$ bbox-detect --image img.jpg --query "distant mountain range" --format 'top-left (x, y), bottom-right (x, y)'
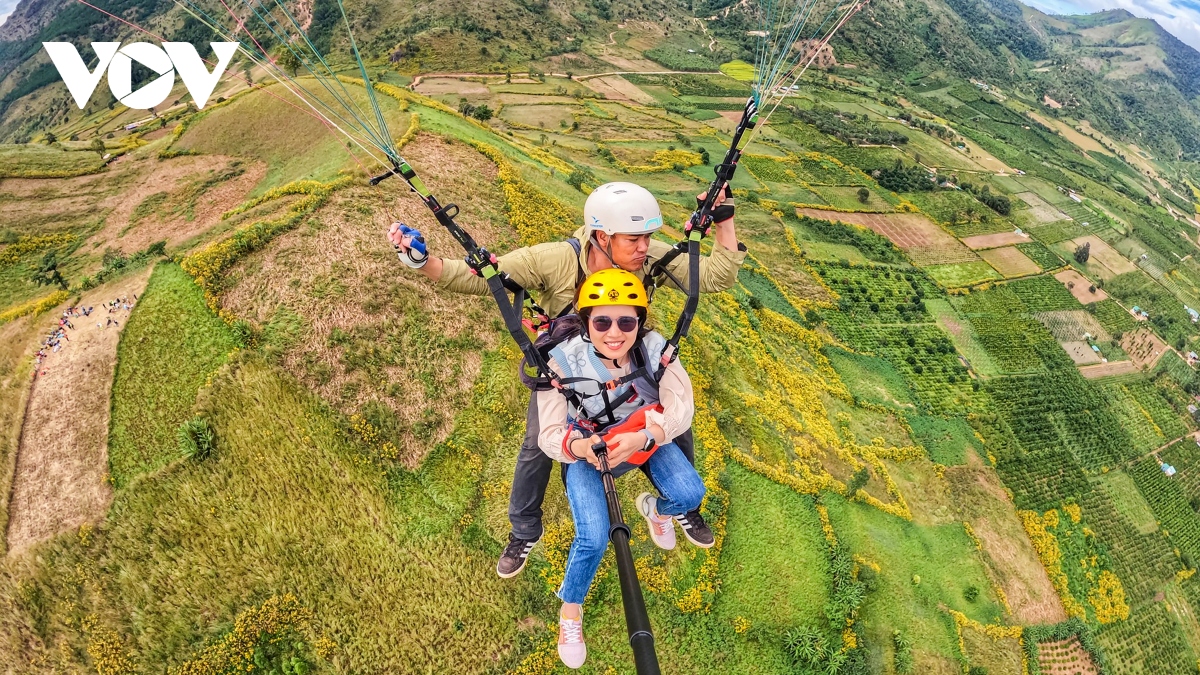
top-left (1, 0), bottom-right (1199, 160)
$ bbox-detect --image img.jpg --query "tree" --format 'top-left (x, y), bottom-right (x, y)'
top-left (32, 251), bottom-right (68, 290)
top-left (1074, 241), bottom-right (1091, 263)
top-left (857, 187), bottom-right (870, 203)
top-left (90, 138), bottom-right (106, 156)
top-left (273, 46), bottom-right (301, 76)
top-left (567, 168), bottom-right (593, 190)
top-left (43, 131), bottom-right (57, 144)
top-left (846, 467), bottom-right (870, 496)
top-left (471, 104), bottom-right (493, 121)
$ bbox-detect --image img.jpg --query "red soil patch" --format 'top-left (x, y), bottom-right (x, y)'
top-left (1121, 327), bottom-right (1168, 370)
top-left (797, 208), bottom-right (977, 266)
top-left (946, 454), bottom-right (1068, 626)
top-left (1078, 361), bottom-right (1139, 379)
top-left (1053, 269), bottom-right (1107, 303)
top-left (218, 135), bottom-right (506, 467)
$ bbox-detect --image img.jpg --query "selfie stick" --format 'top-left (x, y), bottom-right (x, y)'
top-left (592, 439), bottom-right (661, 675)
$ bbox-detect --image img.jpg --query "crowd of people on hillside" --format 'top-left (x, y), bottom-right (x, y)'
top-left (32, 296), bottom-right (136, 377)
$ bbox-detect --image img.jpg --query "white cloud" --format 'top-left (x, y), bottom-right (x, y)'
top-left (1020, 0), bottom-right (1200, 52)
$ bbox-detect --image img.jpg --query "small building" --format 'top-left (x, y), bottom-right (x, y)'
top-left (1186, 306), bottom-right (1199, 323)
top-left (1162, 462), bottom-right (1177, 477)
top-left (1069, 192), bottom-right (1083, 203)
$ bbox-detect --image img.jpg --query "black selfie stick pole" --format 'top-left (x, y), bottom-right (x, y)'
top-left (592, 439), bottom-right (661, 675)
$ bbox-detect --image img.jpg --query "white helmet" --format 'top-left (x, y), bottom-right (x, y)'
top-left (584, 182), bottom-right (663, 236)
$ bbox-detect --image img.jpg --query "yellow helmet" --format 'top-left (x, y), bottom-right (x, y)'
top-left (577, 268), bottom-right (648, 310)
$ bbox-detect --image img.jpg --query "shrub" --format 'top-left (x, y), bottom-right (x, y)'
top-left (893, 630), bottom-right (913, 674)
top-left (964, 585), bottom-right (980, 602)
top-left (1075, 241), bottom-right (1091, 263)
top-left (566, 167), bottom-right (594, 191)
top-left (783, 625), bottom-right (824, 666)
top-left (178, 416), bottom-right (217, 460)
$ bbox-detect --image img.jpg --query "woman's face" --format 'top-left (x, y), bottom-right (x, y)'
top-left (587, 305), bottom-right (640, 361)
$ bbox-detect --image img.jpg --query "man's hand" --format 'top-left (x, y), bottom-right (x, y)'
top-left (387, 222), bottom-right (444, 281)
top-left (696, 183), bottom-right (734, 226)
top-left (387, 222), bottom-right (428, 268)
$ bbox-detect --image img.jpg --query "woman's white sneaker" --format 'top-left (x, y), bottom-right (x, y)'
top-left (558, 611), bottom-right (587, 668)
top-left (637, 492), bottom-right (677, 550)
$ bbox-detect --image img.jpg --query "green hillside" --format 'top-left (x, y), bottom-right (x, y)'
top-left (4, 0), bottom-right (1200, 673)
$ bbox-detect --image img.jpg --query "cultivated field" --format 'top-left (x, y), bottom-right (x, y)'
top-left (1054, 269), bottom-right (1109, 303)
top-left (3, 26), bottom-right (1200, 674)
top-left (979, 246), bottom-right (1041, 277)
top-left (798, 208), bottom-right (979, 266)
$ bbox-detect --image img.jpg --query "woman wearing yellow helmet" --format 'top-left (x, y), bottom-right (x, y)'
top-left (534, 268), bottom-right (705, 669)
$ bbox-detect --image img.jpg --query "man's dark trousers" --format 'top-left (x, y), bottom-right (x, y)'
top-left (508, 393), bottom-right (696, 541)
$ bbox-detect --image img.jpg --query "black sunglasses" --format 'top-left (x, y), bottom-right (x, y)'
top-left (590, 315), bottom-right (640, 333)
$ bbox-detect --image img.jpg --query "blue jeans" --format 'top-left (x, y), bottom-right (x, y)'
top-left (557, 442), bottom-right (705, 605)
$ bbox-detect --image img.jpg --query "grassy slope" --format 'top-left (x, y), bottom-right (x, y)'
top-left (717, 463), bottom-right (831, 630)
top-left (9, 32), bottom-right (1200, 671)
top-left (175, 82), bottom-right (409, 194)
top-left (0, 355), bottom-right (544, 672)
top-left (107, 263), bottom-right (238, 487)
top-left (825, 493), bottom-right (1006, 670)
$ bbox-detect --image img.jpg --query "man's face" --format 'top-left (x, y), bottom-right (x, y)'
top-left (596, 232), bottom-right (652, 271)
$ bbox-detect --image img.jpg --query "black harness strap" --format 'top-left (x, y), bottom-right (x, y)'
top-left (559, 341), bottom-right (657, 430)
top-left (646, 97), bottom-right (758, 381)
top-left (374, 159), bottom-right (578, 407)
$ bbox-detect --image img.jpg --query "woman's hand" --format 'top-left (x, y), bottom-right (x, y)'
top-left (571, 435), bottom-right (605, 469)
top-left (605, 432), bottom-right (649, 466)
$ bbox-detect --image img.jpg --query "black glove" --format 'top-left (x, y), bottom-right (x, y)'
top-left (697, 183), bottom-right (735, 224)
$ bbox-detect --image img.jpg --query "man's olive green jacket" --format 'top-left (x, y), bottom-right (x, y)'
top-left (435, 226), bottom-right (747, 318)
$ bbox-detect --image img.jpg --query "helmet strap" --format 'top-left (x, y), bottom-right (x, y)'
top-left (590, 232), bottom-right (619, 270)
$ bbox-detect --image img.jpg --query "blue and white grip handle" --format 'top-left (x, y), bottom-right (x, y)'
top-left (392, 223), bottom-right (428, 268)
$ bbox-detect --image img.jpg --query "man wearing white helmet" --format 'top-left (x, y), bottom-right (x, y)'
top-left (387, 181), bottom-right (745, 578)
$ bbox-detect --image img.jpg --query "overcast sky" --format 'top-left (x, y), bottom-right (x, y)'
top-left (1030, 0), bottom-right (1199, 51)
top-left (0, 0), bottom-right (22, 28)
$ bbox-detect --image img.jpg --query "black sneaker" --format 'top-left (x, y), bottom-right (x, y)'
top-left (497, 533), bottom-right (540, 578)
top-left (674, 510), bottom-right (715, 548)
